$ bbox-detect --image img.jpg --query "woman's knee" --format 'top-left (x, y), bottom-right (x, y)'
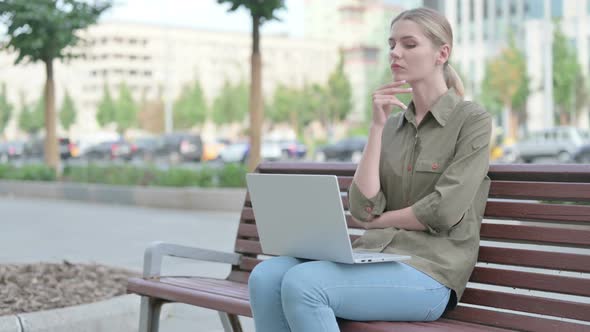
top-left (248, 256), bottom-right (301, 293)
top-left (280, 262), bottom-right (326, 306)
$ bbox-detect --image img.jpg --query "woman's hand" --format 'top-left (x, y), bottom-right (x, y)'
top-left (371, 80), bottom-right (412, 127)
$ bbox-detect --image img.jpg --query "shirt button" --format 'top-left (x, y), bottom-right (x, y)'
top-left (406, 200), bottom-right (411, 206)
top-left (365, 206), bottom-right (373, 213)
top-left (432, 162), bottom-right (439, 170)
top-left (407, 165), bottom-right (412, 172)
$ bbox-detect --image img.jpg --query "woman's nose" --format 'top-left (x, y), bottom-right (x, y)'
top-left (390, 46), bottom-right (401, 59)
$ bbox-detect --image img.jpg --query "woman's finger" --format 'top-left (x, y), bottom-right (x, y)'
top-left (373, 87), bottom-right (413, 95)
top-left (375, 80), bottom-right (408, 91)
top-left (373, 96), bottom-right (407, 110)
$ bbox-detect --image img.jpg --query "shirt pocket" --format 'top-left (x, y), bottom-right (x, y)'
top-left (414, 159), bottom-right (446, 174)
top-left (413, 159), bottom-right (447, 190)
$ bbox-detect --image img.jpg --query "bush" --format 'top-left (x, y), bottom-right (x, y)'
top-left (3, 163), bottom-right (247, 188)
top-left (218, 163), bottom-right (247, 188)
top-left (0, 164), bottom-right (56, 181)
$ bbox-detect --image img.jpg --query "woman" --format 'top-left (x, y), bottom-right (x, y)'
top-left (248, 7), bottom-right (491, 331)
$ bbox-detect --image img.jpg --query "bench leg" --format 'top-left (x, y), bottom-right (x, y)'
top-left (218, 312), bottom-right (243, 332)
top-left (139, 297), bottom-right (163, 332)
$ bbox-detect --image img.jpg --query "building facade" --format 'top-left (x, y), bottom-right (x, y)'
top-left (0, 20), bottom-right (339, 140)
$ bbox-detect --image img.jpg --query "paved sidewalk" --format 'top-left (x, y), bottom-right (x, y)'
top-left (0, 196), bottom-right (254, 331)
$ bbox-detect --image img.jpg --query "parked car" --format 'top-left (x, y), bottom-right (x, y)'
top-left (500, 127), bottom-right (589, 163)
top-left (219, 140), bottom-right (282, 164)
top-left (129, 136), bottom-right (159, 162)
top-left (83, 139), bottom-right (134, 161)
top-left (278, 139), bottom-right (307, 159)
top-left (1, 141), bottom-right (27, 161)
top-left (202, 138), bottom-right (229, 162)
top-left (154, 132), bottom-right (203, 163)
top-left (314, 137), bottom-right (367, 162)
top-left (573, 143), bottom-right (590, 163)
top-left (24, 137), bottom-right (79, 160)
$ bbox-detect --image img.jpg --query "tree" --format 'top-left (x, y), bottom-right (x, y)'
top-left (0, 83), bottom-right (13, 137)
top-left (173, 80), bottom-right (207, 130)
top-left (114, 83), bottom-right (138, 134)
top-left (325, 56), bottom-right (353, 124)
top-left (553, 23), bottom-right (586, 125)
top-left (59, 89), bottom-right (76, 132)
top-left (18, 93), bottom-right (44, 135)
top-left (269, 84), bottom-right (314, 138)
top-left (96, 84), bottom-right (116, 128)
top-left (0, 0), bottom-right (111, 171)
top-left (479, 36), bottom-right (529, 140)
top-left (212, 80), bottom-right (249, 125)
top-left (218, 0), bottom-right (286, 171)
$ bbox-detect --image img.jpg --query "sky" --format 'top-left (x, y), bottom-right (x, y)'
top-left (101, 0), bottom-right (306, 37)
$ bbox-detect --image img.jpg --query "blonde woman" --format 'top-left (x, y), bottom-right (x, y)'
top-left (248, 7), bottom-right (491, 331)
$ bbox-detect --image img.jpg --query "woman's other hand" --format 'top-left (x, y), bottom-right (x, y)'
top-left (371, 80), bottom-right (412, 127)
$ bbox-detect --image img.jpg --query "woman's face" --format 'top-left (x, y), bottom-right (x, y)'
top-left (388, 19), bottom-right (446, 83)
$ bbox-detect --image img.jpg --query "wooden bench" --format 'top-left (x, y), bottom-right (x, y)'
top-left (127, 162), bottom-right (590, 332)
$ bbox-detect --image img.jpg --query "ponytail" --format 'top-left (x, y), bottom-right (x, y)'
top-left (444, 63), bottom-right (464, 97)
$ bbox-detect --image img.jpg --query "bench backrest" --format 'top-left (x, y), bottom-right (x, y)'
top-left (231, 162), bottom-right (590, 332)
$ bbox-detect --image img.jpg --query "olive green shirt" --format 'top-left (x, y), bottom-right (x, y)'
top-left (348, 88), bottom-right (491, 308)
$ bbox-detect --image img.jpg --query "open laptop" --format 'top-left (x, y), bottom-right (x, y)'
top-left (245, 173), bottom-right (410, 264)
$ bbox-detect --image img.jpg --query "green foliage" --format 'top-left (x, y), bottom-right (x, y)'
top-left (0, 164), bottom-right (56, 181)
top-left (479, 36), bottom-right (529, 114)
top-left (60, 164), bottom-right (245, 188)
top-left (0, 0), bottom-right (111, 64)
top-left (218, 163), bottom-right (247, 187)
top-left (553, 23), bottom-right (586, 122)
top-left (212, 80), bottom-right (249, 125)
top-left (18, 92), bottom-right (44, 135)
top-left (269, 84), bottom-right (313, 138)
top-left (59, 89), bottom-right (76, 130)
top-left (96, 84), bottom-right (116, 127)
top-left (325, 55), bottom-right (353, 123)
top-left (0, 83), bottom-right (13, 134)
top-left (173, 80), bottom-right (207, 130)
top-left (217, 0), bottom-right (285, 24)
top-left (115, 83), bottom-right (138, 134)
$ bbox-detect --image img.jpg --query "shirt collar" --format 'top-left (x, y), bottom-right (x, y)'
top-left (397, 88), bottom-right (461, 129)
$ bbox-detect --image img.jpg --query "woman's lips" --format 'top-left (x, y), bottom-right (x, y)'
top-left (391, 64), bottom-right (404, 71)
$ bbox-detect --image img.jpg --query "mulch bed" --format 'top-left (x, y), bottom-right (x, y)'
top-left (0, 261), bottom-right (139, 316)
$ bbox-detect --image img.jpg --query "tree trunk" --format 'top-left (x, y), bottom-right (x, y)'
top-left (44, 59), bottom-right (59, 174)
top-left (247, 14), bottom-right (263, 172)
top-left (509, 110), bottom-right (519, 140)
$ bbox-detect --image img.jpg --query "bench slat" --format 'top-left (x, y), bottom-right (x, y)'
top-left (235, 239), bottom-right (262, 255)
top-left (485, 201), bottom-right (590, 224)
top-left (445, 305), bottom-right (590, 332)
top-left (478, 246), bottom-right (590, 273)
top-left (480, 223), bottom-right (590, 246)
top-left (339, 318), bottom-right (513, 332)
top-left (127, 277), bottom-right (252, 317)
top-left (470, 266), bottom-right (590, 297)
top-left (487, 164), bottom-right (590, 182)
top-left (489, 181), bottom-right (590, 202)
top-left (258, 162), bottom-right (356, 176)
top-left (461, 288), bottom-right (590, 322)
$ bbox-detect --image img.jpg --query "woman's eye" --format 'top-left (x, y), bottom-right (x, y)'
top-left (389, 44), bottom-right (395, 50)
top-left (405, 44), bottom-right (416, 48)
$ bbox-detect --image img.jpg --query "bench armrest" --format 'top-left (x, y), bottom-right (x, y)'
top-left (142, 241), bottom-right (242, 277)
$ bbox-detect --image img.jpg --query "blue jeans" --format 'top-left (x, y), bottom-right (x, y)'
top-left (248, 256), bottom-right (451, 332)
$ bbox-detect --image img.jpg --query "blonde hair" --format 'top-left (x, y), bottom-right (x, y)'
top-left (391, 7), bottom-right (465, 97)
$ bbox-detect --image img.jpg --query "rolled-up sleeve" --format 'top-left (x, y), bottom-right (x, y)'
top-left (348, 181), bottom-right (387, 223)
top-left (412, 109), bottom-right (492, 234)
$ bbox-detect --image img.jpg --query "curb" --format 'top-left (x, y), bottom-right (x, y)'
top-left (0, 294), bottom-right (168, 332)
top-left (0, 180), bottom-right (246, 212)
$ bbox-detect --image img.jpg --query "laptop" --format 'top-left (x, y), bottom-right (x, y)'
top-left (245, 173), bottom-right (410, 264)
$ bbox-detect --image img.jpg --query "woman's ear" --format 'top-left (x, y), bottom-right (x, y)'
top-left (437, 44), bottom-right (451, 65)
